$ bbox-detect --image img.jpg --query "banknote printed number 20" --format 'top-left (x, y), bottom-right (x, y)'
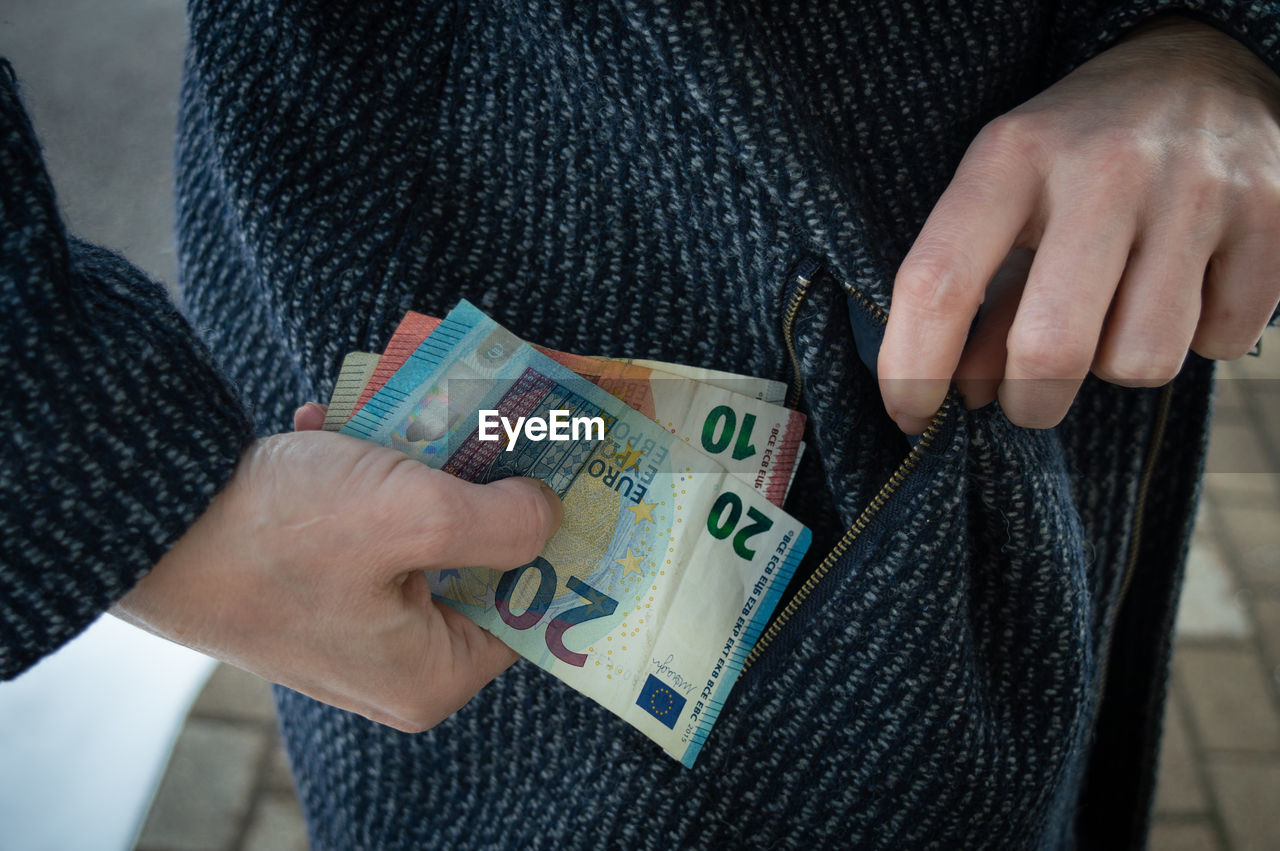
top-left (706, 492), bottom-right (774, 559)
top-left (494, 557), bottom-right (619, 667)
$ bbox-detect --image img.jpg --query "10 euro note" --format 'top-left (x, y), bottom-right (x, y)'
top-left (340, 301), bottom-right (812, 767)
top-left (597, 357), bottom-right (787, 405)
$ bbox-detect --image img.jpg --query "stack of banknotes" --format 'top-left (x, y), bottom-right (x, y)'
top-left (324, 301), bottom-right (812, 767)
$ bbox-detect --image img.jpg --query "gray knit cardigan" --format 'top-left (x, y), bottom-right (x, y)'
top-left (4, 1), bottom-right (1279, 848)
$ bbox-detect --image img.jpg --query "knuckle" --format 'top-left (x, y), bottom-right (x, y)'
top-left (1007, 321), bottom-right (1093, 380)
top-left (1183, 164), bottom-right (1228, 208)
top-left (1192, 341), bottom-right (1253, 361)
top-left (1177, 128), bottom-right (1223, 171)
top-left (403, 709), bottom-right (438, 734)
top-left (997, 382), bottom-right (1073, 430)
top-left (1174, 163), bottom-right (1230, 238)
top-left (1243, 169), bottom-right (1280, 221)
top-left (380, 712), bottom-right (425, 734)
top-left (895, 251), bottom-right (979, 318)
top-left (975, 113), bottom-right (1044, 165)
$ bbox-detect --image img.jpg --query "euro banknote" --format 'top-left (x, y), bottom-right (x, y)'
top-left (347, 312), bottom-right (787, 412)
top-left (337, 312), bottom-right (805, 506)
top-left (321, 352), bottom-right (379, 431)
top-left (339, 301), bottom-right (811, 766)
top-left (599, 357), bottom-right (787, 405)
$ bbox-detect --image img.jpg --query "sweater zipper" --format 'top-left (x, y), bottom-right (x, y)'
top-left (781, 258), bottom-right (819, 408)
top-left (743, 265), bottom-right (949, 672)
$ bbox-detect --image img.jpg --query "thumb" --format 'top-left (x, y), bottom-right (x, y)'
top-left (378, 467), bottom-right (564, 573)
top-left (454, 477), bottom-right (564, 569)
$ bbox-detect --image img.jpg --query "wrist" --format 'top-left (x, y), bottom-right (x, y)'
top-left (1123, 15), bottom-right (1280, 116)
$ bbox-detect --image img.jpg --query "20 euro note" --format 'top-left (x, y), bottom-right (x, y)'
top-left (341, 311), bottom-right (806, 506)
top-left (340, 301), bottom-right (811, 767)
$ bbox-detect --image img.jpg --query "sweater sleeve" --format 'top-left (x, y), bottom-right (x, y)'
top-left (1044, 0), bottom-right (1280, 79)
top-left (0, 61), bottom-right (255, 679)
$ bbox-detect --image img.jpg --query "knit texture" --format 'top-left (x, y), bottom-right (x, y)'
top-left (0, 60), bottom-right (253, 677)
top-left (4, 0), bottom-right (1279, 847)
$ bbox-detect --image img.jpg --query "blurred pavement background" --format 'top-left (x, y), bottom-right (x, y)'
top-left (1, 2), bottom-right (1276, 849)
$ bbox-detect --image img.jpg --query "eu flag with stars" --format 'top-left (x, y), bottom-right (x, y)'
top-left (636, 674), bottom-right (686, 730)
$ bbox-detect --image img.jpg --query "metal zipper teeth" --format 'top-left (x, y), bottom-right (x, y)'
top-left (781, 274), bottom-right (813, 408)
top-left (743, 268), bottom-right (947, 672)
top-left (843, 281), bottom-right (888, 324)
top-left (743, 402), bottom-right (949, 671)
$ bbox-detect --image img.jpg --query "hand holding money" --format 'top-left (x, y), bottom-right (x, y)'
top-left (330, 302), bottom-right (812, 766)
top-left (111, 430), bottom-right (562, 732)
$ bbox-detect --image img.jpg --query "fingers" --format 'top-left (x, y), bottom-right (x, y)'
top-left (954, 248), bottom-right (1033, 410)
top-left (1193, 229), bottom-right (1280, 361)
top-left (1092, 213), bottom-right (1211, 387)
top-left (365, 603), bottom-right (518, 733)
top-left (886, 51), bottom-right (1280, 432)
top-left (293, 402), bottom-right (328, 431)
top-left (880, 116), bottom-right (1042, 434)
top-left (999, 190), bottom-right (1135, 428)
top-left (898, 115), bottom-right (1224, 431)
top-left (431, 605), bottom-right (520, 707)
top-left (278, 597), bottom-right (517, 734)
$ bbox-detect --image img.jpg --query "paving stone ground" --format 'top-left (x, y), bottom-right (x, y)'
top-left (6, 3), bottom-right (1277, 848)
top-left (135, 667), bottom-right (306, 851)
top-left (1151, 352), bottom-right (1280, 851)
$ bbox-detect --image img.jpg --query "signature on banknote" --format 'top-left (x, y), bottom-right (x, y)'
top-left (651, 654), bottom-right (697, 697)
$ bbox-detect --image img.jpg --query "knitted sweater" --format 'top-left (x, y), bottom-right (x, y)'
top-left (3, 1), bottom-right (1279, 848)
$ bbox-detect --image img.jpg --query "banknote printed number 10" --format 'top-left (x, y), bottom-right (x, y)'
top-left (701, 405), bottom-right (757, 460)
top-left (706, 492), bottom-right (774, 560)
top-left (494, 557), bottom-right (619, 667)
